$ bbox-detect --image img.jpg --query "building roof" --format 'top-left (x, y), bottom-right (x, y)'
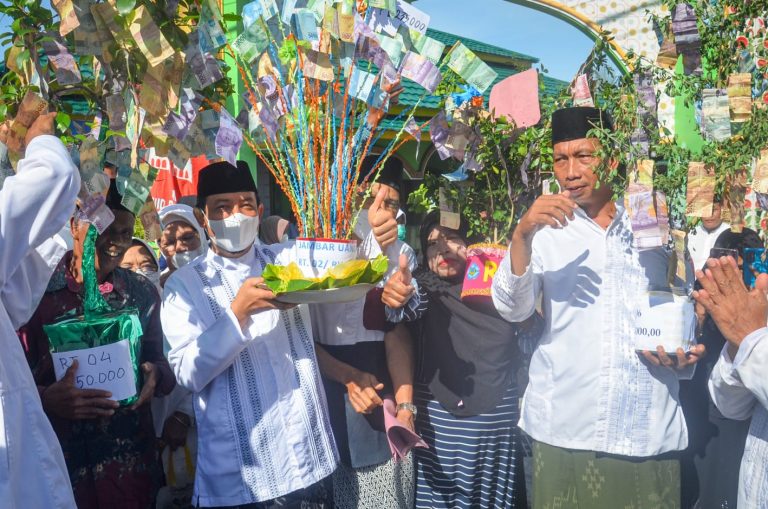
top-left (426, 28), bottom-right (539, 64)
top-left (397, 64), bottom-right (568, 110)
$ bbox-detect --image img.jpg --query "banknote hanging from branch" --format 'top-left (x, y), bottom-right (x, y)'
top-left (224, 0), bottom-right (498, 239)
top-left (0, 0), bottom-right (501, 242)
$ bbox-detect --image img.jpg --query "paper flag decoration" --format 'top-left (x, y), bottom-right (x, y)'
top-left (488, 69), bottom-right (541, 128)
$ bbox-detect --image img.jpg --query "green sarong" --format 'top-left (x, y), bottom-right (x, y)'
top-left (533, 440), bottom-right (680, 509)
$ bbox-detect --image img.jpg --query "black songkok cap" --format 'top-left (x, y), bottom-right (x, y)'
top-left (551, 107), bottom-right (613, 144)
top-left (196, 160), bottom-right (259, 209)
top-left (105, 179), bottom-right (133, 215)
top-left (358, 155), bottom-right (403, 192)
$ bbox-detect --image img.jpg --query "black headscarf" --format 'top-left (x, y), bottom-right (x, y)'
top-left (412, 210), bottom-right (522, 416)
top-left (712, 227), bottom-right (763, 254)
top-left (418, 209), bottom-right (471, 268)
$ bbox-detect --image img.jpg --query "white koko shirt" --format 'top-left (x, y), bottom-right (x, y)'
top-left (0, 135), bottom-right (80, 508)
top-left (162, 244), bottom-right (338, 507)
top-left (492, 204), bottom-right (696, 457)
top-left (311, 211), bottom-right (419, 346)
top-left (709, 328), bottom-right (768, 508)
top-left (687, 222), bottom-right (730, 272)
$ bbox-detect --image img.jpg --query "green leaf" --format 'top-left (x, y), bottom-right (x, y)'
top-left (116, 0), bottom-right (136, 15)
top-left (56, 111), bottom-right (71, 131)
top-left (15, 48), bottom-right (29, 69)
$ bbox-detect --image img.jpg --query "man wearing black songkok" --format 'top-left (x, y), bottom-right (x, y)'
top-left (311, 154), bottom-right (420, 509)
top-left (161, 158), bottom-right (403, 508)
top-left (492, 107), bottom-right (706, 507)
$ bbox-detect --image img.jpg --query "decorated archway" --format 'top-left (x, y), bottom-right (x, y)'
top-left (506, 0), bottom-right (667, 71)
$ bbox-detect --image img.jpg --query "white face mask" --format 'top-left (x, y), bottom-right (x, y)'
top-left (207, 213), bottom-right (260, 253)
top-left (172, 247), bottom-right (204, 269)
top-left (137, 268), bottom-right (162, 292)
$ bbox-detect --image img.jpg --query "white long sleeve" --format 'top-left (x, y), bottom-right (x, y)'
top-left (0, 135), bottom-right (79, 508)
top-left (491, 251), bottom-right (540, 323)
top-left (0, 136), bottom-right (80, 286)
top-left (162, 275), bottom-right (270, 393)
top-left (2, 235), bottom-right (68, 329)
top-left (709, 328), bottom-right (768, 421)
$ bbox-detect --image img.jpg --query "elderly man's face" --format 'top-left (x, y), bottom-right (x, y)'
top-left (72, 210), bottom-right (135, 279)
top-left (553, 138), bottom-right (615, 210)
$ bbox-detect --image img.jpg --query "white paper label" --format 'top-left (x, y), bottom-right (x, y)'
top-left (52, 339), bottom-right (137, 401)
top-left (295, 239), bottom-right (359, 278)
top-left (633, 291), bottom-right (695, 352)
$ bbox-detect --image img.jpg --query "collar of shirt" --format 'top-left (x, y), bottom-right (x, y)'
top-left (208, 243), bottom-right (258, 273)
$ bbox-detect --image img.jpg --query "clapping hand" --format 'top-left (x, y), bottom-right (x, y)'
top-left (693, 256), bottom-right (768, 358)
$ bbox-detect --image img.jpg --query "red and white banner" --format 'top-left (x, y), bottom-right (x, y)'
top-left (148, 150), bottom-right (209, 210)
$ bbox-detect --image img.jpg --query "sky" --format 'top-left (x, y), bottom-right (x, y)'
top-left (1, 0), bottom-right (595, 81)
top-left (414, 0), bottom-right (594, 81)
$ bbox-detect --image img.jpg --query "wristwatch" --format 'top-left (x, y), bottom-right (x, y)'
top-left (396, 402), bottom-right (418, 416)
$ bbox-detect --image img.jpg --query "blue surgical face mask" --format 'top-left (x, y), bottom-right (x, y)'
top-left (397, 224), bottom-right (407, 242)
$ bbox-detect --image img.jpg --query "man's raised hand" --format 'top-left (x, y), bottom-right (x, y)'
top-left (369, 187), bottom-right (398, 251)
top-left (382, 254), bottom-right (414, 309)
top-left (514, 192), bottom-right (578, 241)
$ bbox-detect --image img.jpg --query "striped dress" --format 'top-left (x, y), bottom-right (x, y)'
top-left (414, 381), bottom-right (522, 509)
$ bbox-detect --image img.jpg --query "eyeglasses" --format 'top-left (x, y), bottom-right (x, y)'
top-left (383, 199), bottom-right (400, 212)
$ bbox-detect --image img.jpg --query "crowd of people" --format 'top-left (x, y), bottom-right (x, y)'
top-left (1, 106), bottom-right (767, 509)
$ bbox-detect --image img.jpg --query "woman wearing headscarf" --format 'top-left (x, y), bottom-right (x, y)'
top-left (385, 210), bottom-right (533, 508)
top-left (158, 204), bottom-right (207, 287)
top-left (259, 215), bottom-right (291, 245)
top-left (680, 227), bottom-right (763, 509)
top-left (120, 238), bottom-right (161, 292)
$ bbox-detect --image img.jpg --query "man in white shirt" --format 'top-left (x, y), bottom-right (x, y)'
top-left (688, 200), bottom-right (730, 271)
top-left (161, 160), bottom-right (399, 508)
top-left (694, 256), bottom-right (768, 507)
top-left (311, 157), bottom-right (419, 509)
top-left (0, 112), bottom-right (80, 508)
top-left (492, 107), bottom-right (705, 507)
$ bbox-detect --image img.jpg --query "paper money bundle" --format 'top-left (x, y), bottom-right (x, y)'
top-left (626, 160), bottom-right (669, 249)
top-left (701, 89), bottom-right (731, 142)
top-left (686, 162), bottom-right (715, 218)
top-left (5, 92), bottom-right (49, 156)
top-left (672, 3), bottom-right (702, 75)
top-left (727, 73), bottom-right (753, 124)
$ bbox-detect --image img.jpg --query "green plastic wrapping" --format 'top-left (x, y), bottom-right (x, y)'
top-left (44, 226), bottom-right (143, 406)
top-left (262, 255), bottom-right (389, 294)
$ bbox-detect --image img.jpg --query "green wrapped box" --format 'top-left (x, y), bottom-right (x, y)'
top-left (44, 226), bottom-right (143, 406)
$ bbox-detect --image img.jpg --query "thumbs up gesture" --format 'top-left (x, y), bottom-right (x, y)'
top-left (368, 187), bottom-right (398, 250)
top-left (382, 254), bottom-right (414, 309)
